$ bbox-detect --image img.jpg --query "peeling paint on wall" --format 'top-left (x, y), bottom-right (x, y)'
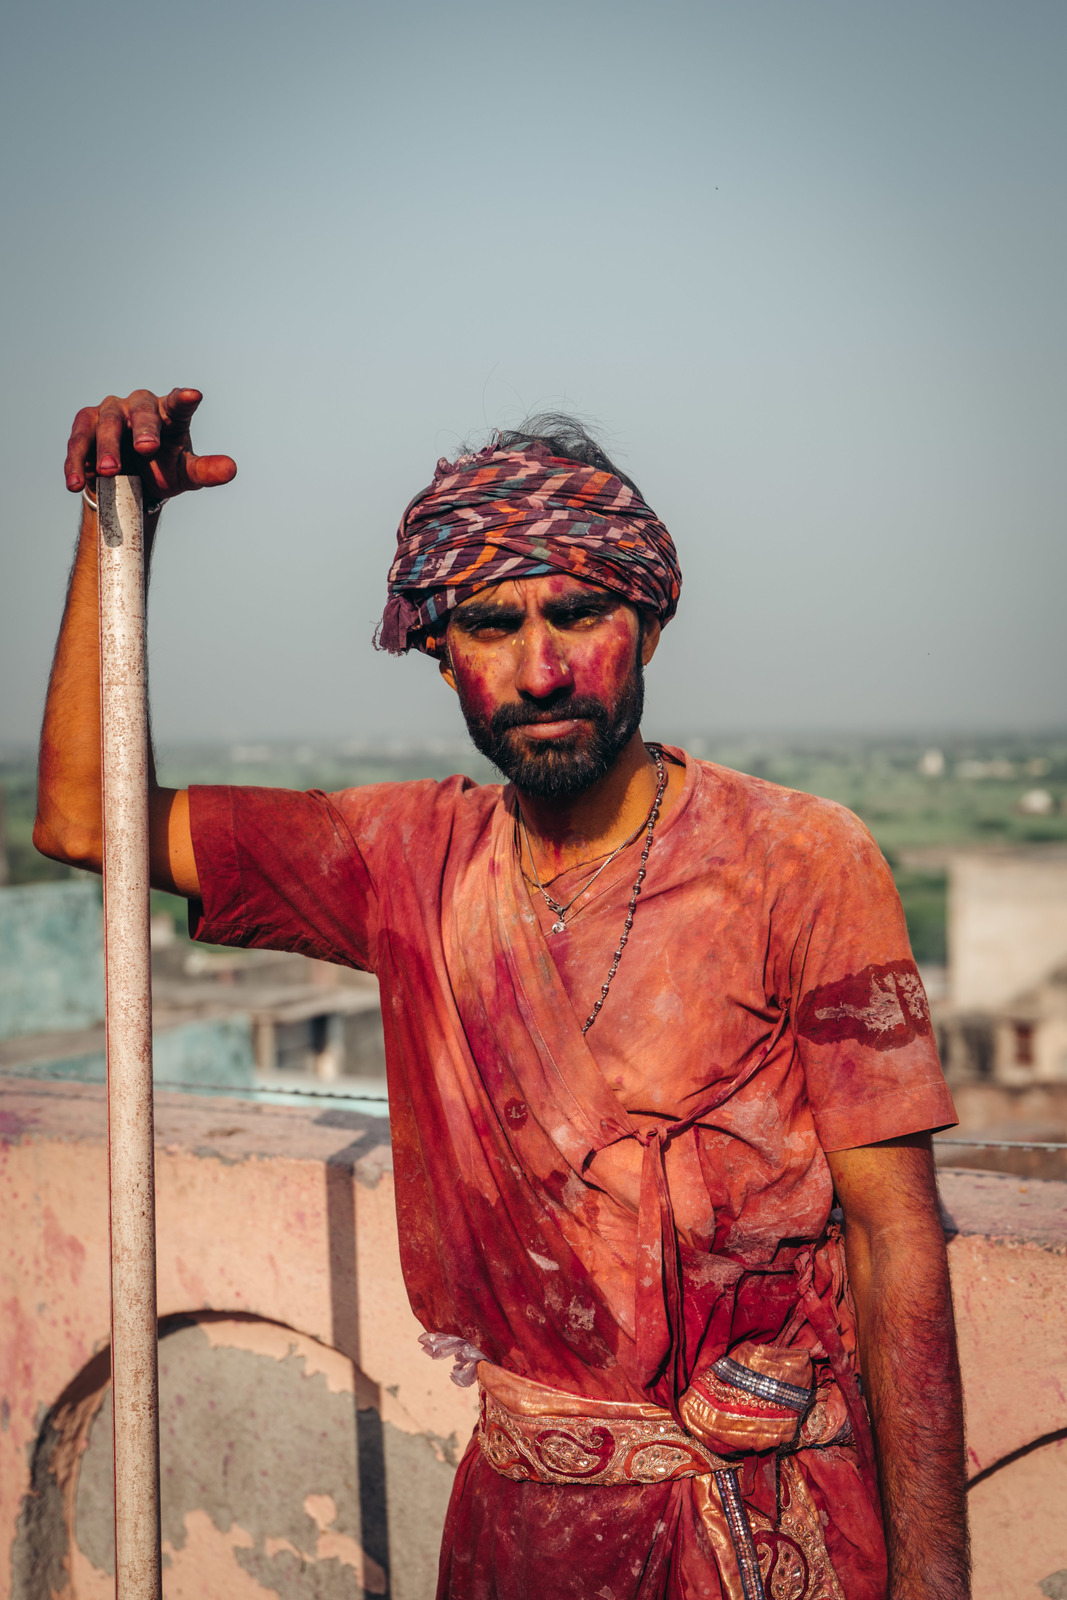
top-left (10, 1414), bottom-right (68, 1600)
top-left (11, 1317), bottom-right (457, 1600)
top-left (79, 1323), bottom-right (385, 1595)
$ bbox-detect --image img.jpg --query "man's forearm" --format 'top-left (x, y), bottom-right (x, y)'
top-left (40, 385), bottom-right (232, 892)
top-left (849, 1213), bottom-right (970, 1599)
top-left (34, 499), bottom-right (159, 870)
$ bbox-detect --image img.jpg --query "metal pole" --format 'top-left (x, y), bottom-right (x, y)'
top-left (98, 474), bottom-right (162, 1599)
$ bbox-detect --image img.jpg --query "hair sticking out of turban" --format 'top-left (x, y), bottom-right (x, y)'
top-left (376, 440), bottom-right (682, 655)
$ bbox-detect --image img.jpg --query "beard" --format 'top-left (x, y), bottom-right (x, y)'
top-left (457, 650), bottom-right (646, 801)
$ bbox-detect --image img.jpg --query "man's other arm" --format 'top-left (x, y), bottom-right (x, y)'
top-left (826, 1134), bottom-right (970, 1600)
top-left (34, 388), bottom-right (236, 897)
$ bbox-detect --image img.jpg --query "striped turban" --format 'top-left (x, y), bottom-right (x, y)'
top-left (376, 441), bottom-right (682, 656)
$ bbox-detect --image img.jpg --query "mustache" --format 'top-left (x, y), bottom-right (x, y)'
top-left (489, 698), bottom-right (611, 734)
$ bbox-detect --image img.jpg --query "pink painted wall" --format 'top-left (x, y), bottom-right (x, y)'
top-left (2, 1080), bottom-right (1065, 1600)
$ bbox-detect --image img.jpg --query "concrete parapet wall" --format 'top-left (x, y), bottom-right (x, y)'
top-left (2, 1081), bottom-right (1065, 1600)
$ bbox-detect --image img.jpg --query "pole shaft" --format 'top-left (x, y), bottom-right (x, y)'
top-left (98, 475), bottom-right (162, 1600)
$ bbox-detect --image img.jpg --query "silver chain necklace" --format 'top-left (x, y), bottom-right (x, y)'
top-left (519, 746), bottom-right (668, 1034)
top-left (520, 806), bottom-right (648, 932)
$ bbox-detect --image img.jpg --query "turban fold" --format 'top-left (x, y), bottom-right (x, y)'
top-left (377, 441), bottom-right (681, 655)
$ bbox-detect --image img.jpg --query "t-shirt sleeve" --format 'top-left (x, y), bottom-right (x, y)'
top-left (187, 783), bottom-right (384, 970)
top-left (783, 802), bottom-right (957, 1151)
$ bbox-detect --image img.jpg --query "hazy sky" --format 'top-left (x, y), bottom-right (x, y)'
top-left (3, 0), bottom-right (1064, 747)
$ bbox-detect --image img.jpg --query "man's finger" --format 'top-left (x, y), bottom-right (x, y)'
top-left (65, 406), bottom-right (99, 490)
top-left (182, 452), bottom-right (238, 490)
top-left (128, 390), bottom-right (163, 456)
top-left (95, 397), bottom-right (128, 476)
top-left (160, 388), bottom-right (204, 430)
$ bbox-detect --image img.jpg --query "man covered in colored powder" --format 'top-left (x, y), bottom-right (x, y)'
top-left (37, 388), bottom-right (969, 1600)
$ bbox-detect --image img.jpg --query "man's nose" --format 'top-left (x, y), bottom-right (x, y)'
top-left (513, 620), bottom-right (573, 700)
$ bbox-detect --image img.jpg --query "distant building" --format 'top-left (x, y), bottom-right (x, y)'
top-left (993, 964), bottom-right (1067, 1085)
top-left (948, 849), bottom-right (1067, 1014)
top-left (940, 848), bottom-right (1067, 1088)
top-left (0, 880), bottom-right (384, 1097)
top-left (0, 880), bottom-right (104, 1038)
top-left (1017, 788), bottom-right (1055, 816)
top-left (0, 880), bottom-right (255, 1090)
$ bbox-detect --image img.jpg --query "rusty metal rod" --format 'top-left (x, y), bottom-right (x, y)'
top-left (98, 475), bottom-right (162, 1599)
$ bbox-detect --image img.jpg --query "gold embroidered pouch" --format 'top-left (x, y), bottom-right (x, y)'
top-left (678, 1340), bottom-right (814, 1455)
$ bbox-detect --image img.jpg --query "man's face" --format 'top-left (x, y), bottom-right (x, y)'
top-left (439, 574), bottom-right (661, 800)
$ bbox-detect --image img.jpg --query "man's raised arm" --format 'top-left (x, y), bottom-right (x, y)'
top-left (34, 387), bottom-right (237, 899)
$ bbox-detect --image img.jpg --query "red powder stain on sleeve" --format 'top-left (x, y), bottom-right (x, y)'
top-left (796, 961), bottom-right (933, 1053)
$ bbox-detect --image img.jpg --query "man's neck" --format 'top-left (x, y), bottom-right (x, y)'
top-left (516, 732), bottom-right (677, 879)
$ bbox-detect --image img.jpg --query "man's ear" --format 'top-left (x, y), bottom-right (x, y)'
top-left (438, 642), bottom-right (458, 694)
top-left (639, 613), bottom-right (661, 666)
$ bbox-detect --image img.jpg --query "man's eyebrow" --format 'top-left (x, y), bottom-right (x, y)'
top-left (450, 598), bottom-right (525, 630)
top-left (541, 592), bottom-right (616, 621)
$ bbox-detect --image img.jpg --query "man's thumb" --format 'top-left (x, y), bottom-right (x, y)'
top-left (184, 452), bottom-right (238, 489)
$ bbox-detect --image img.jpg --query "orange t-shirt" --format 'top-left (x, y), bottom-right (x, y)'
top-left (189, 748), bottom-right (955, 1397)
top-left (190, 748), bottom-right (956, 1597)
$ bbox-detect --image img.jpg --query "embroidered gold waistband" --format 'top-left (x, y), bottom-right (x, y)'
top-left (477, 1362), bottom-right (732, 1486)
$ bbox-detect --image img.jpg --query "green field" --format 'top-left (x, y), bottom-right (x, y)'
top-left (5, 732), bottom-right (1067, 966)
